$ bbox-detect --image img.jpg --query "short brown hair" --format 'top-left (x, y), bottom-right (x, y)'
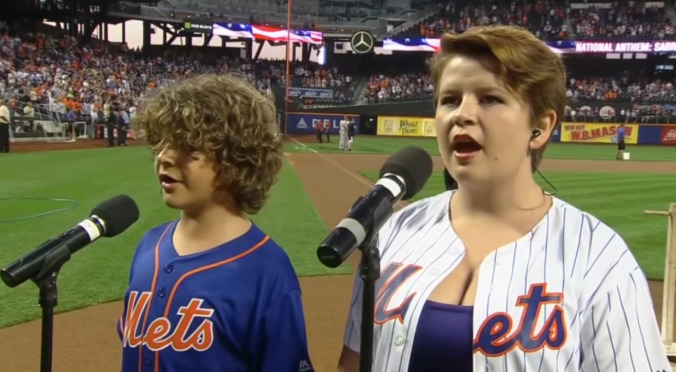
top-left (428, 25), bottom-right (567, 170)
top-left (134, 73), bottom-right (283, 214)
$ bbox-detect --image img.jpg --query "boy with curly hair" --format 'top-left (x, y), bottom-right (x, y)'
top-left (117, 74), bottom-right (314, 372)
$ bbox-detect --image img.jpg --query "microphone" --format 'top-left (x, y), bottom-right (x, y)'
top-left (1, 194), bottom-right (140, 288)
top-left (317, 146), bottom-right (433, 268)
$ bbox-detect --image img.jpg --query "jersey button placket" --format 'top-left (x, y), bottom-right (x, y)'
top-left (159, 264), bottom-right (172, 298)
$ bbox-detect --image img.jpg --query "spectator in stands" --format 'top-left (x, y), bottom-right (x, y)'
top-left (118, 103), bottom-right (131, 146)
top-left (23, 102), bottom-right (34, 118)
top-left (22, 102), bottom-right (34, 130)
top-left (65, 109), bottom-right (77, 141)
top-left (107, 102), bottom-right (122, 147)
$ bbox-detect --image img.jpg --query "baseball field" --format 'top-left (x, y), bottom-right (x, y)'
top-left (0, 135), bottom-right (674, 372)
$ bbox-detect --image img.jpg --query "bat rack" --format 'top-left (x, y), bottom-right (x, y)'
top-left (644, 203), bottom-right (676, 358)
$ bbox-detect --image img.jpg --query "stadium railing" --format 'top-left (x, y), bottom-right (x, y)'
top-left (9, 101), bottom-right (88, 143)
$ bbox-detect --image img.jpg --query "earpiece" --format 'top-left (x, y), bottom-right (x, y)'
top-left (531, 129), bottom-right (541, 140)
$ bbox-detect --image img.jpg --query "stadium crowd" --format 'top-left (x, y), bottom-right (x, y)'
top-left (417, 0), bottom-right (568, 40)
top-left (567, 76), bottom-right (676, 103)
top-left (0, 27), bottom-right (354, 128)
top-left (564, 102), bottom-right (676, 124)
top-left (364, 72), bottom-right (676, 105)
top-left (2, 10), bottom-right (676, 129)
top-left (569, 2), bottom-right (673, 40)
top-left (417, 0), bottom-right (672, 41)
top-left (364, 72), bottom-right (434, 104)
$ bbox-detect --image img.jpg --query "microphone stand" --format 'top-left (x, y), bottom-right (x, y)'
top-left (32, 243), bottom-right (73, 372)
top-left (358, 234), bottom-right (380, 372)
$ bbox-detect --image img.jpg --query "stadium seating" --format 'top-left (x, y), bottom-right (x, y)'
top-left (0, 25), bottom-right (359, 123)
top-left (405, 0), bottom-right (675, 41)
top-left (401, 0), bottom-right (568, 40)
top-left (2, 19), bottom-right (676, 127)
top-left (568, 0), bottom-right (674, 40)
top-left (364, 72), bottom-right (434, 103)
top-left (567, 76), bottom-right (676, 103)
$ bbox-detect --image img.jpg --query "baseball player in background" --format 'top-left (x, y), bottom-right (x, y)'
top-left (337, 26), bottom-right (670, 372)
top-left (339, 116), bottom-right (349, 150)
top-left (616, 122), bottom-right (627, 160)
top-left (346, 118), bottom-right (356, 151)
top-left (117, 74), bottom-right (314, 372)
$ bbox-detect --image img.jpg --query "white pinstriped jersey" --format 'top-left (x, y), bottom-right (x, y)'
top-left (343, 190), bottom-right (671, 372)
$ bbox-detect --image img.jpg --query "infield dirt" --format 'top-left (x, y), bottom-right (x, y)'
top-left (0, 137), bottom-right (674, 372)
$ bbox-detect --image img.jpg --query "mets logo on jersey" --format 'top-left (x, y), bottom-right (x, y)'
top-left (374, 263), bottom-right (567, 356)
top-left (121, 291), bottom-right (215, 351)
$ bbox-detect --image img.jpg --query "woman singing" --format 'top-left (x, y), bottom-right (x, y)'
top-left (336, 25), bottom-right (670, 372)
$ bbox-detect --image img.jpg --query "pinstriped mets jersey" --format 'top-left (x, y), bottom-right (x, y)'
top-left (343, 190), bottom-right (671, 371)
top-left (117, 220), bottom-right (314, 372)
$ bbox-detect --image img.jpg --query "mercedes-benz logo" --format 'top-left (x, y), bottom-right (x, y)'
top-left (350, 31), bottom-right (374, 54)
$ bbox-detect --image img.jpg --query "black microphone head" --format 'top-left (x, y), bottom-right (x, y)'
top-left (379, 146), bottom-right (433, 200)
top-left (91, 195), bottom-right (140, 237)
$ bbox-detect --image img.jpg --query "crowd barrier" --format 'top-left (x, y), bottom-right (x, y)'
top-left (374, 115), bottom-right (676, 146)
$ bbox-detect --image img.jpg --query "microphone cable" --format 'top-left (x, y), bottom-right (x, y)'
top-left (536, 167), bottom-right (559, 196)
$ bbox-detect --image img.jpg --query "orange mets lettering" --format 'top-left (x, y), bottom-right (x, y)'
top-left (473, 283), bottom-right (567, 356)
top-left (374, 263), bottom-right (422, 324)
top-left (123, 291), bottom-right (215, 352)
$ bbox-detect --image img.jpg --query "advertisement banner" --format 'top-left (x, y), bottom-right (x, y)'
top-left (381, 38), bottom-right (676, 54)
top-left (377, 116), bottom-right (436, 137)
top-left (183, 21), bottom-right (213, 34)
top-left (286, 113), bottom-right (359, 134)
top-left (288, 88), bottom-right (333, 99)
top-left (560, 123), bottom-right (638, 144)
top-left (661, 126), bottom-right (676, 145)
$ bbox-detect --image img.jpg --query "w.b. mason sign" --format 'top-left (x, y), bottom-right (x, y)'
top-left (350, 31), bottom-right (375, 54)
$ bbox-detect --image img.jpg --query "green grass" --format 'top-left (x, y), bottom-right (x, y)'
top-left (284, 136), bottom-right (441, 155)
top-left (0, 146), bottom-right (348, 329)
top-left (285, 136), bottom-right (676, 162)
top-left (358, 170), bottom-right (672, 281)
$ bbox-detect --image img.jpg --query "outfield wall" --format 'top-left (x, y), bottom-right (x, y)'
top-left (285, 112), bottom-right (676, 146)
top-left (372, 116), bottom-right (676, 146)
top-left (285, 112), bottom-right (362, 135)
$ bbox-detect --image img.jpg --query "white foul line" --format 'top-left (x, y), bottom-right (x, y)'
top-left (285, 135), bottom-right (407, 209)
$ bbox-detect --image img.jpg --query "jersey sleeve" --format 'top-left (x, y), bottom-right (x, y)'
top-left (257, 289), bottom-right (315, 372)
top-left (579, 266), bottom-right (671, 371)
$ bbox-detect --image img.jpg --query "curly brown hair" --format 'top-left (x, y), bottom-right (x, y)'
top-left (428, 25), bottom-right (567, 172)
top-left (133, 73), bottom-right (283, 215)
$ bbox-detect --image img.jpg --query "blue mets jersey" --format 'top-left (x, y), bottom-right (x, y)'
top-left (117, 220), bottom-right (314, 372)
